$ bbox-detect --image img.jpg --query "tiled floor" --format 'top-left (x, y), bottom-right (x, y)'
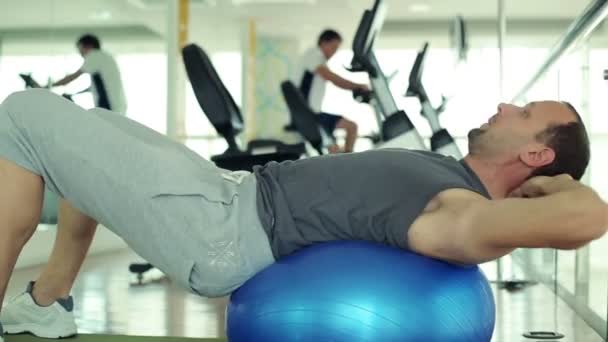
top-left (4, 248), bottom-right (605, 341)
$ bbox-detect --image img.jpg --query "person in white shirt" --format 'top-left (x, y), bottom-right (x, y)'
top-left (292, 29), bottom-right (369, 153)
top-left (50, 34), bottom-right (127, 114)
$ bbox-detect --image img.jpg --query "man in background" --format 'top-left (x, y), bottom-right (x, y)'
top-left (51, 34), bottom-right (127, 113)
top-left (292, 29), bottom-right (368, 153)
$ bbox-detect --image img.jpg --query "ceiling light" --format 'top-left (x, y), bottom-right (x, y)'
top-left (409, 3), bottom-right (431, 13)
top-left (90, 10), bottom-right (112, 21)
top-left (128, 0), bottom-right (216, 9)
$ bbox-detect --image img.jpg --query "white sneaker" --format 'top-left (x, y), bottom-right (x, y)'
top-left (1, 282), bottom-right (77, 338)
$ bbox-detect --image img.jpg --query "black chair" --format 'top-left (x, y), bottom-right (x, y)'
top-left (280, 81), bottom-right (335, 155)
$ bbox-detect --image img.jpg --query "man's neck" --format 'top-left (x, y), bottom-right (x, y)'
top-left (463, 155), bottom-right (529, 199)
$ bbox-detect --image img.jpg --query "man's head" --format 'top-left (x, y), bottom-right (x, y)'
top-left (318, 29), bottom-right (342, 59)
top-left (76, 34), bottom-right (101, 57)
top-left (467, 101), bottom-right (590, 180)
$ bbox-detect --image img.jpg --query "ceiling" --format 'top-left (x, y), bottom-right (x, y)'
top-left (0, 0), bottom-right (600, 52)
top-left (0, 0), bottom-right (594, 26)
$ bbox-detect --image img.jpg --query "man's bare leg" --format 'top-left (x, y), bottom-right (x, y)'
top-left (336, 118), bottom-right (358, 153)
top-left (31, 200), bottom-right (97, 306)
top-left (0, 159), bottom-right (44, 308)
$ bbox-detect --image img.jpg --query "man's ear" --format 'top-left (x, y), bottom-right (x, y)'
top-left (520, 144), bottom-right (555, 168)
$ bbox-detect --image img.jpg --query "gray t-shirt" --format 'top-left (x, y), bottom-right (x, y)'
top-left (253, 149), bottom-right (490, 258)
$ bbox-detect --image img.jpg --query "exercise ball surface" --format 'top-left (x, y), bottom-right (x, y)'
top-left (226, 241), bottom-right (495, 341)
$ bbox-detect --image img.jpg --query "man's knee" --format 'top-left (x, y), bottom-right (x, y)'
top-left (1, 90), bottom-right (28, 113)
top-left (340, 119), bottom-right (358, 133)
top-left (3, 89), bottom-right (53, 108)
top-left (2, 89), bottom-right (59, 122)
top-left (2, 89), bottom-right (79, 132)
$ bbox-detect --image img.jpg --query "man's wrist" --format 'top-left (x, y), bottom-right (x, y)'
top-left (548, 178), bottom-right (585, 194)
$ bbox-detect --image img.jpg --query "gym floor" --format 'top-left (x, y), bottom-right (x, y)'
top-left (5, 249), bottom-right (604, 342)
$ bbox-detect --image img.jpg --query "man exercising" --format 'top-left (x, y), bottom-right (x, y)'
top-left (292, 29), bottom-right (369, 153)
top-left (0, 89), bottom-right (605, 340)
top-left (49, 34), bottom-right (127, 113)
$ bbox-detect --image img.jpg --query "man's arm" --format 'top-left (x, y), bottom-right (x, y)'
top-left (51, 70), bottom-right (84, 87)
top-left (408, 175), bottom-right (608, 264)
top-left (315, 65), bottom-right (368, 91)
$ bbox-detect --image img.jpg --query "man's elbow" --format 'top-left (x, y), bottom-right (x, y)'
top-left (550, 214), bottom-right (608, 250)
top-left (550, 193), bottom-right (608, 249)
top-left (581, 199), bottom-right (608, 241)
top-left (583, 222), bottom-right (607, 244)
top-left (581, 189), bottom-right (608, 228)
top-left (552, 240), bottom-right (591, 250)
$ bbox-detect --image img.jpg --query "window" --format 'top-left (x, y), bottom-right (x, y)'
top-left (116, 54), bottom-right (168, 133)
top-left (0, 54), bottom-right (93, 106)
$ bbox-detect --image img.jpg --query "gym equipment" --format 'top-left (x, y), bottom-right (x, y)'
top-left (282, 0), bottom-right (426, 152)
top-left (182, 43), bottom-right (305, 171)
top-left (450, 16), bottom-right (469, 63)
top-left (227, 241), bottom-right (496, 341)
top-left (348, 0), bottom-right (425, 150)
top-left (280, 81), bottom-right (335, 155)
top-left (348, 0), bottom-right (463, 157)
top-left (19, 73), bottom-right (75, 101)
top-left (406, 42), bottom-right (462, 158)
top-left (19, 73), bottom-right (42, 88)
top-left (281, 80), bottom-right (407, 153)
top-left (523, 331), bottom-right (565, 340)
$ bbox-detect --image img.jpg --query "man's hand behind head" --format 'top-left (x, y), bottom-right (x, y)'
top-left (508, 174), bottom-right (576, 198)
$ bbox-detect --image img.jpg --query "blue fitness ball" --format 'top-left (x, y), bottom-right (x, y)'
top-left (226, 241), bottom-right (495, 341)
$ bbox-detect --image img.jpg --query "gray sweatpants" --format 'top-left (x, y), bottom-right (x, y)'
top-left (0, 89), bottom-right (275, 297)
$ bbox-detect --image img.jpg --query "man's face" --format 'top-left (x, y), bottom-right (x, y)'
top-left (77, 44), bottom-right (90, 57)
top-left (320, 39), bottom-right (341, 59)
top-left (468, 101), bottom-right (576, 161)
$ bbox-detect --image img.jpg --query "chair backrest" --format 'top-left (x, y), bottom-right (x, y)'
top-left (182, 43), bottom-right (243, 151)
top-left (280, 81), bottom-right (330, 155)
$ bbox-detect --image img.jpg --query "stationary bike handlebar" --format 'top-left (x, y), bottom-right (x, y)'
top-left (352, 88), bottom-right (374, 104)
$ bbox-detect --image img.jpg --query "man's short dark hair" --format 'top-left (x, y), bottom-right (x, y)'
top-left (77, 34), bottom-right (101, 50)
top-left (531, 102), bottom-right (590, 180)
top-left (318, 29), bottom-right (342, 46)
